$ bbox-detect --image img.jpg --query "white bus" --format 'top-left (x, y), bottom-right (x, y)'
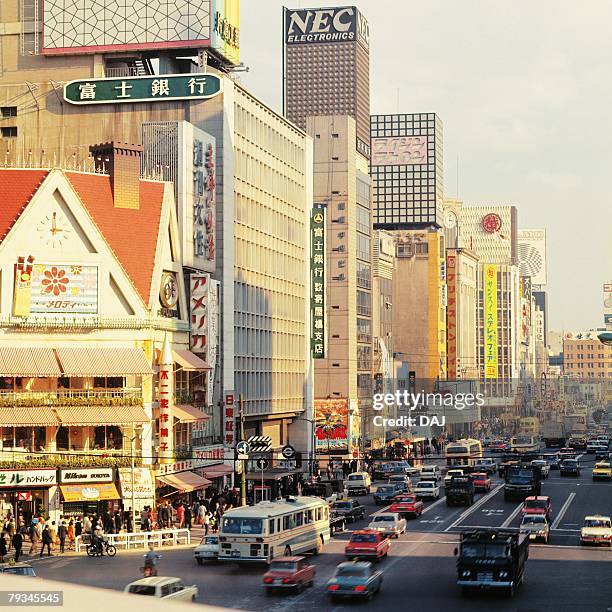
top-left (510, 435), bottom-right (540, 454)
top-left (218, 496), bottom-right (330, 563)
top-left (445, 438), bottom-right (483, 467)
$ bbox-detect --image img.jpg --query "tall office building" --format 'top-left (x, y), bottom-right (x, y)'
top-left (283, 6), bottom-right (371, 157)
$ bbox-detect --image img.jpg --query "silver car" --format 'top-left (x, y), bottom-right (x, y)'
top-left (367, 512), bottom-right (406, 538)
top-left (520, 514), bottom-right (550, 543)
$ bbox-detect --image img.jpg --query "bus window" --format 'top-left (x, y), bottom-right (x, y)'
top-left (277, 518), bottom-right (281, 532)
top-left (296, 512), bottom-right (303, 527)
top-left (269, 519), bottom-right (275, 534)
top-left (307, 510), bottom-right (313, 523)
top-left (324, 507), bottom-right (329, 520)
top-left (316, 507), bottom-right (322, 521)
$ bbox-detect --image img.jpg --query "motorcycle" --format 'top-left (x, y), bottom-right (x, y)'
top-left (141, 553), bottom-right (161, 577)
top-left (86, 538), bottom-right (117, 557)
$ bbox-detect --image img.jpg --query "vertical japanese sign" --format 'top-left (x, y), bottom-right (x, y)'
top-left (12, 255), bottom-right (34, 317)
top-left (446, 254), bottom-right (457, 379)
top-left (311, 204), bottom-right (326, 358)
top-left (224, 394), bottom-right (235, 448)
top-left (484, 264), bottom-right (498, 379)
top-left (158, 336), bottom-right (174, 461)
top-left (193, 139), bottom-right (216, 263)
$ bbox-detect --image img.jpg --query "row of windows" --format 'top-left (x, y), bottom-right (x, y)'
top-left (268, 506), bottom-right (327, 534)
top-left (371, 113), bottom-right (435, 123)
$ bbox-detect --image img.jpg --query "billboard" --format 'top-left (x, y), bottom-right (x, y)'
top-left (285, 6), bottom-right (358, 45)
top-left (371, 136), bottom-right (428, 166)
top-left (484, 264), bottom-right (498, 379)
top-left (29, 264), bottom-right (98, 314)
top-left (518, 229), bottom-right (547, 285)
top-left (211, 0), bottom-right (241, 65)
top-left (311, 204), bottom-right (326, 358)
top-left (446, 254), bottom-right (458, 379)
top-left (43, 0), bottom-right (213, 55)
top-left (315, 399), bottom-right (348, 451)
top-left (604, 283), bottom-right (612, 327)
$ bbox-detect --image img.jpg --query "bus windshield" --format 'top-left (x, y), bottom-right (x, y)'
top-left (221, 517), bottom-right (263, 534)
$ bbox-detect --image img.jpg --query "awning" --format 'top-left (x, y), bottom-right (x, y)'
top-left (55, 347), bottom-right (153, 376)
top-left (202, 464), bottom-right (233, 479)
top-left (245, 469), bottom-right (302, 481)
top-left (54, 405), bottom-right (150, 425)
top-left (174, 405), bottom-right (210, 422)
top-left (172, 350), bottom-right (211, 371)
top-left (0, 347), bottom-right (62, 377)
top-left (156, 471), bottom-right (212, 492)
top-left (0, 407), bottom-right (60, 426)
top-left (60, 483), bottom-right (120, 502)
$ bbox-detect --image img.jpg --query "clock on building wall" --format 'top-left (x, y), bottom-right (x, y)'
top-left (481, 213), bottom-right (502, 234)
top-left (37, 211), bottom-right (71, 248)
top-left (159, 273), bottom-right (178, 309)
top-left (444, 210), bottom-right (457, 229)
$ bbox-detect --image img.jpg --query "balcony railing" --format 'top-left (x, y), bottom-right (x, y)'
top-left (0, 388), bottom-right (142, 407)
top-left (0, 448), bottom-right (143, 468)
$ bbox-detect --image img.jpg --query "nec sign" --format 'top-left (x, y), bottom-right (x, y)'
top-left (285, 7), bottom-right (366, 46)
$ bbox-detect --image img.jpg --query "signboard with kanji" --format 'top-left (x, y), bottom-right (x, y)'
top-left (311, 203), bottom-right (326, 358)
top-left (484, 264), bottom-right (498, 379)
top-left (0, 469), bottom-right (57, 487)
top-left (64, 74), bottom-right (222, 105)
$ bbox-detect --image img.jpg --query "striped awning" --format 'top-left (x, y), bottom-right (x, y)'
top-left (0, 407), bottom-right (60, 426)
top-left (157, 471), bottom-right (211, 492)
top-left (55, 348), bottom-right (153, 376)
top-left (172, 350), bottom-right (211, 371)
top-left (0, 348), bottom-right (61, 377)
top-left (54, 405), bottom-right (150, 425)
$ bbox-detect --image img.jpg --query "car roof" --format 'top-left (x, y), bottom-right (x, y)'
top-left (352, 529), bottom-right (379, 535)
top-left (584, 515), bottom-right (611, 521)
top-left (472, 472), bottom-right (488, 477)
top-left (371, 512), bottom-right (398, 518)
top-left (338, 561), bottom-right (371, 570)
top-left (127, 577), bottom-right (182, 587)
top-left (525, 496), bottom-right (550, 501)
top-left (270, 556), bottom-right (304, 563)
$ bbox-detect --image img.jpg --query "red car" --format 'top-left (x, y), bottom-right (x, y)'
top-left (389, 494), bottom-right (424, 518)
top-left (471, 472), bottom-right (491, 492)
top-left (345, 529), bottom-right (390, 561)
top-left (521, 496), bottom-right (552, 520)
top-left (262, 556), bottom-right (316, 594)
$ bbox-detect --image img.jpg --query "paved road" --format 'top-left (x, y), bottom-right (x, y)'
top-left (31, 450), bottom-right (612, 611)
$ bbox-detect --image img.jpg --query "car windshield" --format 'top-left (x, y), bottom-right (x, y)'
top-left (202, 536), bottom-right (218, 545)
top-left (271, 561), bottom-right (298, 571)
top-left (128, 586), bottom-right (157, 596)
top-left (522, 515), bottom-right (546, 525)
top-left (584, 519), bottom-right (611, 529)
top-left (461, 543), bottom-right (509, 558)
top-left (525, 500), bottom-right (548, 509)
top-left (348, 474), bottom-right (364, 481)
top-left (2, 567), bottom-right (35, 576)
top-left (221, 517), bottom-right (263, 534)
top-left (473, 474), bottom-right (486, 479)
top-left (337, 566), bottom-right (368, 577)
top-left (377, 486), bottom-right (394, 493)
top-left (397, 497), bottom-right (416, 504)
top-left (596, 463), bottom-right (610, 469)
top-left (351, 533), bottom-right (377, 543)
top-left (562, 460), bottom-right (578, 467)
top-left (419, 482), bottom-right (434, 488)
top-left (372, 515), bottom-right (394, 523)
top-left (334, 502), bottom-right (351, 509)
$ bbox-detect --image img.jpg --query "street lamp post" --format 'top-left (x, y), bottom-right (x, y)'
top-left (128, 429), bottom-right (138, 532)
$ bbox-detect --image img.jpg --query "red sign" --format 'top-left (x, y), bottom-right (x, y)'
top-left (446, 254), bottom-right (458, 379)
top-left (17, 492), bottom-right (31, 501)
top-left (225, 394), bottom-right (234, 405)
top-left (482, 213), bottom-right (502, 234)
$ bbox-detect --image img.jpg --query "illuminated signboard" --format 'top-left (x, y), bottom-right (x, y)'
top-left (211, 0), bottom-right (241, 65)
top-left (311, 204), bottom-right (326, 358)
top-left (315, 399), bottom-right (348, 451)
top-left (285, 6), bottom-right (358, 45)
top-left (484, 264), bottom-right (498, 379)
top-left (446, 254), bottom-right (457, 379)
top-left (30, 264), bottom-right (98, 314)
top-left (371, 136), bottom-right (428, 166)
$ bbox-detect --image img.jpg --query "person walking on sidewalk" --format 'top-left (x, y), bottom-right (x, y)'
top-left (40, 525), bottom-right (52, 557)
top-left (57, 521), bottom-right (67, 554)
top-left (0, 532), bottom-right (7, 562)
top-left (12, 529), bottom-right (23, 562)
top-left (67, 520), bottom-right (75, 551)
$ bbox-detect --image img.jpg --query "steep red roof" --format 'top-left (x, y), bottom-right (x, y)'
top-left (65, 172), bottom-right (165, 305)
top-left (0, 170), bottom-right (49, 241)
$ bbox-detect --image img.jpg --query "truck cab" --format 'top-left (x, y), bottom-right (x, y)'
top-left (504, 463), bottom-right (541, 501)
top-left (446, 476), bottom-right (475, 507)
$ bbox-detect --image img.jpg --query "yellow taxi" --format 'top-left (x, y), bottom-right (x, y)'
top-left (592, 461), bottom-right (612, 481)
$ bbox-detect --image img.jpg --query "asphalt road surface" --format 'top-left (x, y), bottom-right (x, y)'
top-left (32, 450), bottom-right (612, 612)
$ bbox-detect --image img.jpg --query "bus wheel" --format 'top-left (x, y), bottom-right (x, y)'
top-left (314, 536), bottom-right (324, 555)
top-left (284, 546), bottom-right (292, 556)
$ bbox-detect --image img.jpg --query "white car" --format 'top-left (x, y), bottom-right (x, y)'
top-left (444, 469), bottom-right (465, 487)
top-left (125, 577), bottom-right (199, 601)
top-left (530, 460), bottom-right (550, 478)
top-left (580, 515), bottom-right (612, 547)
top-left (194, 535), bottom-right (219, 564)
top-left (367, 512), bottom-right (406, 538)
top-left (414, 480), bottom-right (441, 500)
top-left (420, 465), bottom-right (441, 481)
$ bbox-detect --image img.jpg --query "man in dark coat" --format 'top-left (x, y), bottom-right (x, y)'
top-left (12, 529), bottom-right (23, 562)
top-left (57, 521), bottom-right (67, 554)
top-left (40, 525), bottom-right (52, 557)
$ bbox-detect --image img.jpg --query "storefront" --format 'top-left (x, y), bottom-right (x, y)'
top-left (58, 468), bottom-right (121, 519)
top-left (0, 468), bottom-right (58, 524)
top-left (118, 467), bottom-right (155, 515)
top-left (156, 471), bottom-right (211, 503)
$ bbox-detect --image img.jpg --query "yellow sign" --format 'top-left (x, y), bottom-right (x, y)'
top-left (484, 264), bottom-right (498, 378)
top-left (12, 256), bottom-right (34, 317)
top-left (60, 483), bottom-right (120, 502)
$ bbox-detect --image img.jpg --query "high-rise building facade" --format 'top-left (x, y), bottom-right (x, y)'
top-left (283, 6), bottom-right (371, 157)
top-left (370, 113), bottom-right (444, 229)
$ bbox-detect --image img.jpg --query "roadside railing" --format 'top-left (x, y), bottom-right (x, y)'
top-left (75, 528), bottom-right (191, 552)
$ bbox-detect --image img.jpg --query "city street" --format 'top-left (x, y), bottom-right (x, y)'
top-left (32, 454), bottom-right (612, 612)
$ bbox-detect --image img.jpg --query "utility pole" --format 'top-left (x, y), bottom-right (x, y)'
top-left (239, 394), bottom-right (247, 507)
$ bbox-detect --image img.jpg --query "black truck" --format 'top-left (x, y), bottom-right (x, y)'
top-left (504, 463), bottom-right (542, 501)
top-left (446, 475), bottom-right (475, 507)
top-left (455, 528), bottom-right (529, 597)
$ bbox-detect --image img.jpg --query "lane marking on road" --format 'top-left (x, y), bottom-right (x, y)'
top-left (421, 496), bottom-right (447, 514)
top-left (443, 484), bottom-right (504, 532)
top-left (500, 503), bottom-right (523, 528)
top-left (551, 492), bottom-right (576, 530)
top-left (552, 528), bottom-right (581, 532)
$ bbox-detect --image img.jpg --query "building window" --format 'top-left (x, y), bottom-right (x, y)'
top-left (1, 107), bottom-right (17, 118)
top-left (1, 127), bottom-right (17, 138)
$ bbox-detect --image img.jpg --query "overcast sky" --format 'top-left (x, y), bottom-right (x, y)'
top-left (240, 1), bottom-right (611, 333)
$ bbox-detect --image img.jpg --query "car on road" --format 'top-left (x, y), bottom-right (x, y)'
top-left (489, 440), bottom-right (507, 453)
top-left (521, 496), bottom-right (552, 520)
top-left (389, 494), bottom-right (424, 518)
top-left (301, 481), bottom-right (338, 504)
top-left (262, 556), bottom-right (315, 594)
top-left (519, 514), bottom-right (550, 543)
top-left (420, 465), bottom-right (442, 481)
top-left (387, 473), bottom-right (413, 493)
top-left (444, 468), bottom-right (465, 487)
top-left (326, 561), bottom-right (383, 601)
top-left (414, 479), bottom-right (441, 500)
top-left (0, 562), bottom-right (37, 577)
top-left (367, 512), bottom-right (406, 538)
top-left (530, 459), bottom-right (550, 479)
top-left (560, 458), bottom-right (581, 476)
top-left (592, 461), bottom-right (612, 481)
top-left (345, 530), bottom-right (390, 561)
top-left (373, 483), bottom-right (403, 505)
top-left (330, 511), bottom-right (347, 535)
top-left (471, 472), bottom-right (491, 492)
top-left (587, 440), bottom-right (601, 453)
top-left (580, 515), bottom-right (612, 547)
top-left (390, 460), bottom-right (421, 476)
top-left (543, 453), bottom-right (560, 470)
top-left (124, 577), bottom-right (198, 601)
top-left (594, 445), bottom-right (610, 460)
top-left (346, 472), bottom-right (372, 495)
top-left (472, 458), bottom-right (498, 474)
top-left (559, 447), bottom-right (577, 458)
top-left (332, 499), bottom-right (367, 523)
top-left (194, 535), bottom-right (219, 564)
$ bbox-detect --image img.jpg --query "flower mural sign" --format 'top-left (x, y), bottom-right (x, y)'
top-left (315, 399), bottom-right (349, 451)
top-left (30, 264), bottom-right (98, 313)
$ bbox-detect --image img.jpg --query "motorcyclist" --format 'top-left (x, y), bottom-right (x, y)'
top-left (143, 544), bottom-right (161, 576)
top-left (91, 526), bottom-right (105, 554)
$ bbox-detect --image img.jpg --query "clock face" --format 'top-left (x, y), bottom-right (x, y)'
top-left (37, 211), bottom-right (71, 248)
top-left (444, 211), bottom-right (457, 229)
top-left (160, 273), bottom-right (178, 309)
